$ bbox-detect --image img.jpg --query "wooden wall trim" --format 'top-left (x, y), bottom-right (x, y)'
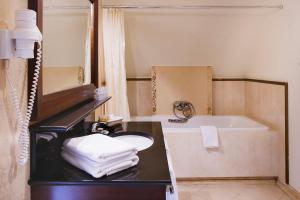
top-left (212, 78), bottom-right (246, 82)
top-left (285, 83), bottom-right (289, 184)
top-left (277, 181), bottom-right (300, 199)
top-left (127, 77), bottom-right (288, 86)
top-left (245, 78), bottom-right (288, 86)
top-left (213, 78), bottom-right (288, 86)
top-left (177, 177), bottom-right (278, 182)
top-left (127, 77), bottom-right (152, 81)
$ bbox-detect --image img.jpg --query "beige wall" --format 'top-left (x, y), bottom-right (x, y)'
top-left (121, 3), bottom-right (282, 78)
top-left (153, 66), bottom-right (212, 115)
top-left (244, 0), bottom-right (300, 192)
top-left (127, 80), bottom-right (246, 116)
top-left (0, 1), bottom-right (30, 200)
top-left (127, 81), bottom-right (152, 116)
top-left (103, 0), bottom-right (282, 78)
top-left (128, 80), bottom-right (247, 116)
top-left (213, 81), bottom-right (246, 115)
top-left (245, 81), bottom-right (286, 183)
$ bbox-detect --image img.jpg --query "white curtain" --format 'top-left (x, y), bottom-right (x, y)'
top-left (103, 8), bottom-right (130, 120)
top-left (83, 5), bottom-right (93, 85)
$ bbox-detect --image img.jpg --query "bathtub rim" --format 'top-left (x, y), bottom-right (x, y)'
top-left (130, 115), bottom-right (269, 131)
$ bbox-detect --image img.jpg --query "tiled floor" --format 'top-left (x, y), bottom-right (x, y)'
top-left (178, 180), bottom-right (292, 200)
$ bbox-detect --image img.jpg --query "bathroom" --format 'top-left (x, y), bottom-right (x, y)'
top-left (0, 0), bottom-right (300, 199)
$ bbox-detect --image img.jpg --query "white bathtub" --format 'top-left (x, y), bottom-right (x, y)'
top-left (131, 115), bottom-right (268, 131)
top-left (131, 115), bottom-right (279, 179)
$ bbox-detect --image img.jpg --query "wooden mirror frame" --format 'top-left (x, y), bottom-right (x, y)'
top-left (28, 0), bottom-right (99, 122)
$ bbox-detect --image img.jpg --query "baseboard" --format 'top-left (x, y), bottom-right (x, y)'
top-left (176, 176), bottom-right (277, 182)
top-left (277, 181), bottom-right (300, 200)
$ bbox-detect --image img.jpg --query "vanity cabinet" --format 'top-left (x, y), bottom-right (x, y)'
top-left (31, 185), bottom-right (166, 200)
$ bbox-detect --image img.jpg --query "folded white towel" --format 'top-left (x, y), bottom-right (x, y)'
top-left (63, 134), bottom-right (138, 162)
top-left (63, 148), bottom-right (137, 168)
top-left (62, 150), bottom-right (139, 178)
top-left (200, 126), bottom-right (219, 148)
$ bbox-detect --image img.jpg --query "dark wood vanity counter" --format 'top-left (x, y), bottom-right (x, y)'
top-left (29, 122), bottom-right (171, 186)
top-left (29, 106), bottom-right (171, 200)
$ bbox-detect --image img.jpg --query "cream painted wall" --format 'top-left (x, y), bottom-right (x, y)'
top-left (123, 9), bottom-right (261, 78)
top-left (102, 0), bottom-right (283, 78)
top-left (245, 0), bottom-right (300, 192)
top-left (0, 1), bottom-right (30, 199)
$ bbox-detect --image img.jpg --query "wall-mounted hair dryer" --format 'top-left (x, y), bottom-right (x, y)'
top-left (0, 9), bottom-right (42, 166)
top-left (0, 9), bottom-right (42, 59)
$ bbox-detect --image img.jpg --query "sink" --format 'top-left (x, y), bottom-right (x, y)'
top-left (111, 132), bottom-right (154, 151)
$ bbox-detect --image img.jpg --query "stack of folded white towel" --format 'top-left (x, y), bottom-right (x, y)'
top-left (61, 134), bottom-right (139, 178)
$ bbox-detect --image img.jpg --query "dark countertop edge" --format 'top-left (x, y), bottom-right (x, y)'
top-left (28, 180), bottom-right (172, 186)
top-left (30, 97), bottom-right (111, 132)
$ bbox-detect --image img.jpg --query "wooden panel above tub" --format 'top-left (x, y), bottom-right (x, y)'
top-left (152, 66), bottom-right (213, 115)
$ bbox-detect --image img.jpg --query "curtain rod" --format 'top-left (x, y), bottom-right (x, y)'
top-left (102, 5), bottom-right (284, 10)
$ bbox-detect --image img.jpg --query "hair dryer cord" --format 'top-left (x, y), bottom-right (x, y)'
top-left (18, 42), bottom-right (42, 166)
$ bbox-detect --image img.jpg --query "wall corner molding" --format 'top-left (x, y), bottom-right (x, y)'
top-left (277, 181), bottom-right (300, 200)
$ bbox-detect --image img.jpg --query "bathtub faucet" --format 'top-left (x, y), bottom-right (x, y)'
top-left (169, 101), bottom-right (195, 123)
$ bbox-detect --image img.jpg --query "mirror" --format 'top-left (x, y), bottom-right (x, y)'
top-left (28, 0), bottom-right (99, 121)
top-left (43, 0), bottom-right (93, 95)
